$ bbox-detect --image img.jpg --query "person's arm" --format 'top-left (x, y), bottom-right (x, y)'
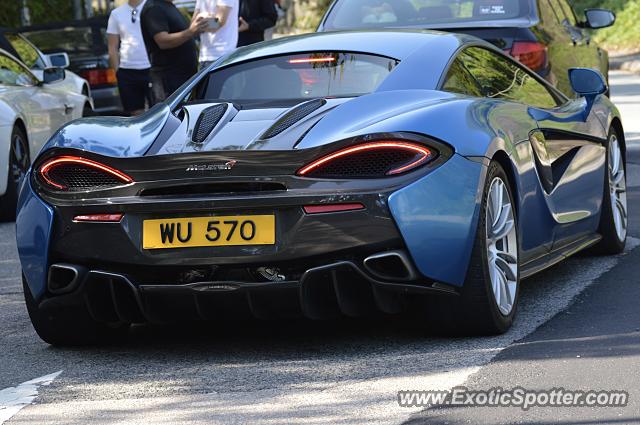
top-left (243, 0), bottom-right (277, 33)
top-left (153, 19), bottom-right (206, 50)
top-left (143, 6), bottom-right (208, 50)
top-left (214, 6), bottom-right (232, 29)
top-left (106, 13), bottom-right (120, 70)
top-left (107, 34), bottom-right (120, 71)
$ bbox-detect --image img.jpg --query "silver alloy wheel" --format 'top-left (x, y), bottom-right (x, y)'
top-left (486, 177), bottom-right (518, 316)
top-left (609, 135), bottom-right (628, 242)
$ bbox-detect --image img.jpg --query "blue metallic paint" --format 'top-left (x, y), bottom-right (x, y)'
top-left (18, 30), bottom-right (626, 294)
top-left (16, 179), bottom-right (53, 300)
top-left (388, 154), bottom-right (485, 286)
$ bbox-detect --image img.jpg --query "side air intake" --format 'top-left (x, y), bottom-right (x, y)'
top-left (262, 98), bottom-right (326, 139)
top-left (192, 104), bottom-right (228, 144)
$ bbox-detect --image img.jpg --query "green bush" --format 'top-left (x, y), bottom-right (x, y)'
top-left (0, 1), bottom-right (74, 28)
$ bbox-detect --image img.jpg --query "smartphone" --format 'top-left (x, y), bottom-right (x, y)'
top-left (208, 18), bottom-right (220, 30)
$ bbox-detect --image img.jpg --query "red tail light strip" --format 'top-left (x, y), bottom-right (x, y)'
top-left (39, 156), bottom-right (133, 191)
top-left (297, 141), bottom-right (432, 177)
top-left (303, 203), bottom-right (365, 214)
top-left (73, 213), bottom-right (124, 223)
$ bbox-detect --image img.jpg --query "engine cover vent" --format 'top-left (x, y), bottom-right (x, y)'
top-left (262, 98), bottom-right (326, 139)
top-left (192, 104), bottom-right (228, 144)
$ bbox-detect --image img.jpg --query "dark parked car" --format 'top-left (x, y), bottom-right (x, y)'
top-left (19, 17), bottom-right (123, 114)
top-left (318, 0), bottom-right (615, 97)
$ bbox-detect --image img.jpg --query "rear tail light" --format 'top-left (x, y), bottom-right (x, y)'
top-left (297, 141), bottom-right (434, 179)
top-left (79, 68), bottom-right (117, 86)
top-left (509, 41), bottom-right (548, 72)
top-left (38, 156), bottom-right (133, 192)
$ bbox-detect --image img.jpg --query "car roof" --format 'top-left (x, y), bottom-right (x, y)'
top-left (318, 0), bottom-right (539, 31)
top-left (220, 30), bottom-right (467, 66)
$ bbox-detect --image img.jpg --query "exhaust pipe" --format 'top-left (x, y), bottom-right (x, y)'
top-left (363, 250), bottom-right (417, 282)
top-left (48, 264), bottom-right (86, 294)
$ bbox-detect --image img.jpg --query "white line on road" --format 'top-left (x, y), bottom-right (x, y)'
top-left (0, 371), bottom-right (62, 425)
top-left (10, 242), bottom-right (640, 425)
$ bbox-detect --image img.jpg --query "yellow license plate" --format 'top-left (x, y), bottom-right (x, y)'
top-left (142, 215), bottom-right (275, 249)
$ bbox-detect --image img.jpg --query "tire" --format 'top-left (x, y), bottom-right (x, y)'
top-left (593, 127), bottom-right (627, 255)
top-left (82, 103), bottom-right (94, 117)
top-left (416, 161), bottom-right (520, 335)
top-left (23, 275), bottom-right (129, 346)
top-left (0, 126), bottom-right (30, 222)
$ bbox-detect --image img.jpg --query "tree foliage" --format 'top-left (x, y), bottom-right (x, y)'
top-left (0, 0), bottom-right (75, 28)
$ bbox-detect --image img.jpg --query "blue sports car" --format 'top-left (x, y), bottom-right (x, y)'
top-left (16, 30), bottom-right (627, 345)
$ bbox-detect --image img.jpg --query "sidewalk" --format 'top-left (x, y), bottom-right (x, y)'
top-left (610, 51), bottom-right (640, 72)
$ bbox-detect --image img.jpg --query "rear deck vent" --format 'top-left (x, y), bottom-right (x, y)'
top-left (140, 182), bottom-right (287, 197)
top-left (192, 104), bottom-right (228, 144)
top-left (262, 98), bottom-right (326, 139)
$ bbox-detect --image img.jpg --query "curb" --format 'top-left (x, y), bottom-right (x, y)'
top-left (610, 52), bottom-right (640, 72)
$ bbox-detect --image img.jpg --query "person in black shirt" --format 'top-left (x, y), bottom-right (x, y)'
top-left (141, 0), bottom-right (209, 102)
top-left (238, 0), bottom-right (277, 46)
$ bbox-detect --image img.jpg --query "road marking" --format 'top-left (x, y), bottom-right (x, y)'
top-left (8, 244), bottom-right (640, 424)
top-left (0, 371), bottom-right (62, 425)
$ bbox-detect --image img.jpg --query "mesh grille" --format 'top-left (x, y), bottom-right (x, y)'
top-left (46, 164), bottom-right (127, 191)
top-left (262, 99), bottom-right (326, 139)
top-left (192, 104), bottom-right (228, 144)
top-left (306, 149), bottom-right (421, 178)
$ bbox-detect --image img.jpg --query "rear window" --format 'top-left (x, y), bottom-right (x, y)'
top-left (324, 0), bottom-right (530, 30)
top-left (203, 52), bottom-right (399, 104)
top-left (22, 27), bottom-right (101, 55)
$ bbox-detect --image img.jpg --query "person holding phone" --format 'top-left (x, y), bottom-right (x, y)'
top-left (140, 0), bottom-right (209, 103)
top-left (194, 0), bottom-right (239, 69)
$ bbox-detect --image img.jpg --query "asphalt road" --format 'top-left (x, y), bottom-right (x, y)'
top-left (1, 71), bottom-right (639, 425)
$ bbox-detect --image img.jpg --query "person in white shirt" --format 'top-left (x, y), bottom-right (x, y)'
top-left (194, 0), bottom-right (239, 68)
top-left (107, 0), bottom-right (152, 116)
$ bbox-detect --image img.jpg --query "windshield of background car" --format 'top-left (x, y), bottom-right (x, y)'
top-left (4, 33), bottom-right (46, 69)
top-left (323, 0), bottom-right (530, 30)
top-left (203, 52), bottom-right (400, 104)
top-left (21, 27), bottom-right (100, 55)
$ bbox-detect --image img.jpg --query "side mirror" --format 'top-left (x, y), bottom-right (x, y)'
top-left (46, 52), bottom-right (70, 69)
top-left (584, 9), bottom-right (616, 29)
top-left (42, 67), bottom-right (66, 85)
top-left (569, 68), bottom-right (607, 121)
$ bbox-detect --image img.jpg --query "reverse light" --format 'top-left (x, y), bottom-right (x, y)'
top-left (39, 156), bottom-right (133, 191)
top-left (509, 41), bottom-right (548, 72)
top-left (297, 141), bottom-right (433, 178)
top-left (73, 213), bottom-right (124, 223)
top-left (303, 203), bottom-right (365, 214)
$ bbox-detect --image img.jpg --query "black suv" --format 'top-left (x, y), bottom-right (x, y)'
top-left (318, 0), bottom-right (615, 97)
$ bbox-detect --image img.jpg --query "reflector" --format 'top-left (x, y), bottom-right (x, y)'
top-left (73, 214), bottom-right (124, 223)
top-left (303, 203), bottom-right (365, 214)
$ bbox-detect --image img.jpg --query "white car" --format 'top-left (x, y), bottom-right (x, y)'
top-left (0, 49), bottom-right (90, 220)
top-left (0, 31), bottom-right (92, 105)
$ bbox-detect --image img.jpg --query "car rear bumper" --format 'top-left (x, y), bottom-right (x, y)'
top-left (38, 257), bottom-right (459, 324)
top-left (18, 153), bottom-right (485, 314)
